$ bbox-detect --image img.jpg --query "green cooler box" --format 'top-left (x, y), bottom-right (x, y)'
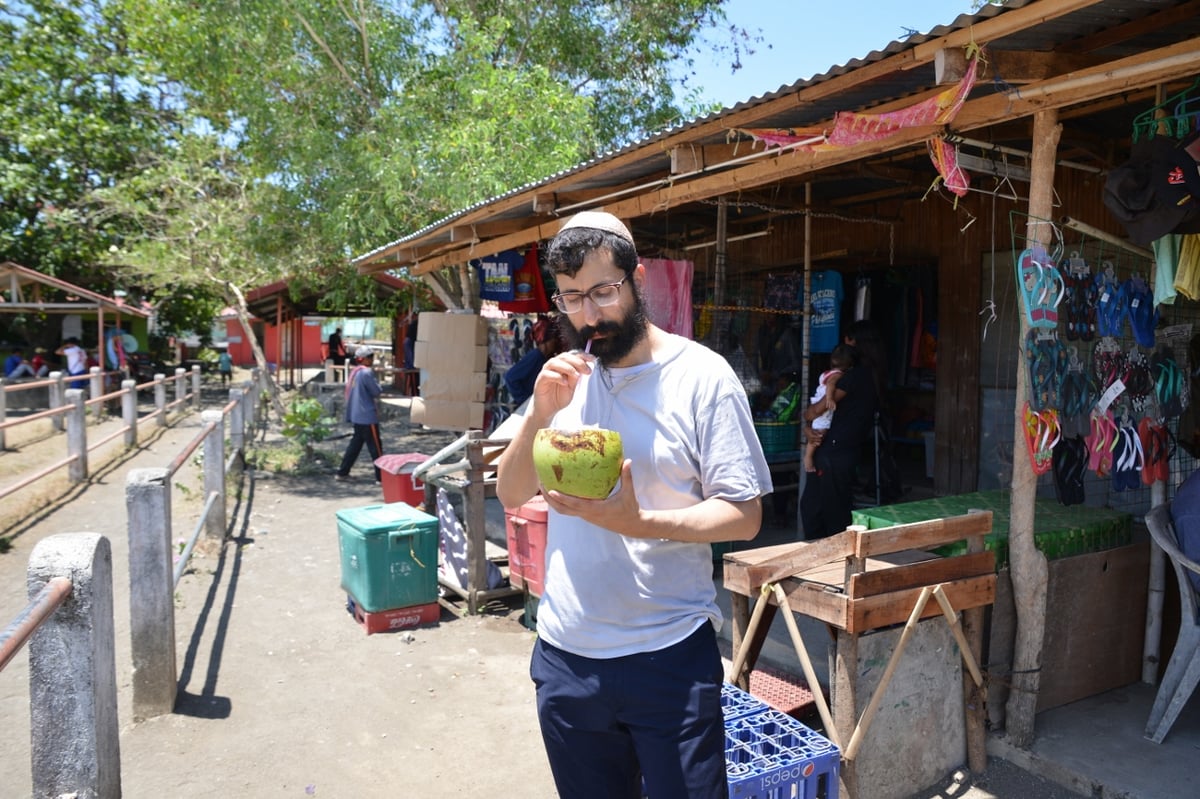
top-left (337, 502), bottom-right (439, 612)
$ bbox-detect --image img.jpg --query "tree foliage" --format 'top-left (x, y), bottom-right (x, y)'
top-left (0, 0), bottom-right (172, 286)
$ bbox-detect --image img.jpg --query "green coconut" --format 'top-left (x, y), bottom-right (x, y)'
top-left (532, 427), bottom-right (624, 499)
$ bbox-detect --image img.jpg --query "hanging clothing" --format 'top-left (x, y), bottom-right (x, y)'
top-left (641, 258), bottom-right (694, 338)
top-left (807, 270), bottom-right (843, 353)
top-left (1154, 234), bottom-right (1183, 306)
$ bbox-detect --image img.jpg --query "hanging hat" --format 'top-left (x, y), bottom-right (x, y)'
top-left (1165, 129), bottom-right (1200, 204)
top-left (1103, 137), bottom-right (1200, 246)
top-left (557, 211), bottom-right (634, 244)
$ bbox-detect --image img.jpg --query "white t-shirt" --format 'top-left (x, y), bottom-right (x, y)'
top-left (63, 344), bottom-right (86, 375)
top-left (537, 333), bottom-right (773, 658)
top-left (810, 368), bottom-right (843, 431)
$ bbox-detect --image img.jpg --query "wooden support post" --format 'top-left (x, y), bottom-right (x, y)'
top-left (1005, 108), bottom-right (1060, 747)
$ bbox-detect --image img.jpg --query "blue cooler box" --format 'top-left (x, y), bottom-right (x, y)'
top-left (336, 502), bottom-right (439, 612)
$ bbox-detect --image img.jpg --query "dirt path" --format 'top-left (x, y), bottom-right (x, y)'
top-left (0, 383), bottom-right (1076, 798)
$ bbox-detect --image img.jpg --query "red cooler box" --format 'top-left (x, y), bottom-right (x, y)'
top-left (375, 453), bottom-right (428, 506)
top-left (504, 495), bottom-right (548, 595)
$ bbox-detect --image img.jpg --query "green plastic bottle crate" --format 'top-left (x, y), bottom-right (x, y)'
top-left (336, 502), bottom-right (439, 612)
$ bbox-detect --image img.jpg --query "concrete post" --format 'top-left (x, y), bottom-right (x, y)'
top-left (27, 533), bottom-right (121, 799)
top-left (174, 367), bottom-right (186, 409)
top-left (229, 388), bottom-right (245, 455)
top-left (0, 376), bottom-right (7, 452)
top-left (202, 410), bottom-right (226, 540)
top-left (125, 468), bottom-right (177, 720)
top-left (50, 371), bottom-right (65, 432)
top-left (66, 388), bottom-right (88, 483)
top-left (89, 366), bottom-right (104, 420)
top-left (191, 365), bottom-right (202, 409)
top-left (325, 359), bottom-right (334, 383)
top-left (154, 373), bottom-right (167, 427)
top-left (249, 369), bottom-right (261, 433)
top-left (122, 379), bottom-right (137, 447)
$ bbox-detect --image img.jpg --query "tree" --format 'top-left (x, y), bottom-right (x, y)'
top-left (117, 0), bottom-right (746, 308)
top-left (90, 133), bottom-right (294, 417)
top-left (0, 0), bottom-right (173, 288)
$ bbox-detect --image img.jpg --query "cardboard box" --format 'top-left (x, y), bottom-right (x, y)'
top-left (420, 372), bottom-right (488, 403)
top-left (409, 397), bottom-right (485, 430)
top-left (416, 312), bottom-right (488, 348)
top-left (413, 341), bottom-right (488, 373)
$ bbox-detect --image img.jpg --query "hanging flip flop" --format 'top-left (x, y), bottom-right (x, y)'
top-left (1092, 337), bottom-right (1125, 394)
top-left (1095, 262), bottom-right (1126, 338)
top-left (1124, 347), bottom-right (1154, 416)
top-left (1059, 347), bottom-right (1096, 438)
top-left (1152, 346), bottom-right (1184, 418)
top-left (1025, 330), bottom-right (1068, 411)
top-left (1023, 402), bottom-right (1059, 475)
top-left (1086, 408), bottom-right (1117, 477)
top-left (1112, 416), bottom-right (1145, 492)
top-left (1052, 434), bottom-right (1088, 505)
top-left (1123, 274), bottom-right (1159, 348)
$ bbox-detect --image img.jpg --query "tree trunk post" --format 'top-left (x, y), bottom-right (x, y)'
top-left (1005, 108), bottom-right (1061, 747)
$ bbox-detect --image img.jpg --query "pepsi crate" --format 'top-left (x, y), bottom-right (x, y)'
top-left (721, 682), bottom-right (771, 721)
top-left (725, 708), bottom-right (840, 799)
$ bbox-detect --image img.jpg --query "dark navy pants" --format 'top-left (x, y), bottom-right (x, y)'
top-left (530, 622), bottom-right (727, 799)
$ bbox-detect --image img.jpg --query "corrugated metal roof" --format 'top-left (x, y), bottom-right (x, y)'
top-left (354, 0), bottom-right (1200, 268)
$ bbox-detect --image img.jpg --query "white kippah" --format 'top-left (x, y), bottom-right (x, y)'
top-left (557, 211), bottom-right (634, 244)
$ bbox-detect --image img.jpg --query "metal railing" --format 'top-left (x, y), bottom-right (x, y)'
top-left (0, 366), bottom-right (203, 502)
top-left (1, 377), bottom-right (257, 798)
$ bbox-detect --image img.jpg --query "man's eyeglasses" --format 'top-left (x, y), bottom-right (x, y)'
top-left (550, 276), bottom-right (628, 314)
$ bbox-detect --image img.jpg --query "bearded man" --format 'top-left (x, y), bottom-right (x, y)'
top-left (497, 210), bottom-right (772, 799)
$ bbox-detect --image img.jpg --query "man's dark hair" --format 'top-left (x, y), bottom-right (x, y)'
top-left (545, 227), bottom-right (638, 278)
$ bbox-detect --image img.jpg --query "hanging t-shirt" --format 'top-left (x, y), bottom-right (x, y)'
top-left (497, 244), bottom-right (551, 314)
top-left (472, 250), bottom-right (522, 302)
top-left (807, 270), bottom-right (844, 353)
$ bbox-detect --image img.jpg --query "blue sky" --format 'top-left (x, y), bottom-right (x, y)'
top-left (681, 0), bottom-right (977, 108)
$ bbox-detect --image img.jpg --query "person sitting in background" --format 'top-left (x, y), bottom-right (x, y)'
top-left (503, 317), bottom-right (562, 408)
top-left (30, 347), bottom-right (49, 377)
top-left (4, 348), bottom-right (35, 378)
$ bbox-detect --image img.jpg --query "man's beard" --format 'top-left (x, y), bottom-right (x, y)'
top-left (560, 287), bottom-right (649, 365)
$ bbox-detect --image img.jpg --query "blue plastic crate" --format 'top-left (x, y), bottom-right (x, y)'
top-left (721, 682), bottom-right (772, 721)
top-left (725, 708), bottom-right (840, 799)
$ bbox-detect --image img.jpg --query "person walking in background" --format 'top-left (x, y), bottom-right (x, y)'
top-left (336, 345), bottom-right (383, 483)
top-left (56, 337), bottom-right (88, 389)
top-left (328, 326), bottom-right (345, 367)
top-left (497, 211), bottom-right (772, 799)
top-left (217, 349), bottom-right (233, 387)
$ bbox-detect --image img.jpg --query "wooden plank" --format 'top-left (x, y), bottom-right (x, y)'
top-left (775, 578), bottom-right (850, 634)
top-left (848, 551), bottom-right (996, 598)
top-left (855, 512), bottom-right (993, 558)
top-left (847, 574), bottom-right (996, 634)
top-left (742, 530), bottom-right (857, 588)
